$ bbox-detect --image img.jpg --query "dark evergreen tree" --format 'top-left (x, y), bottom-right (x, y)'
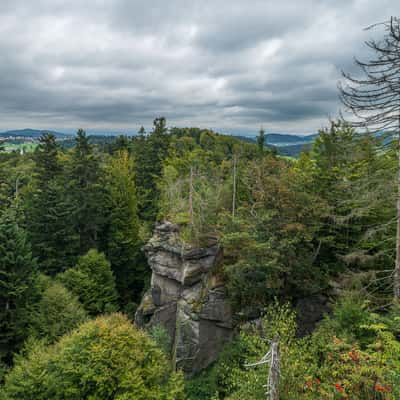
top-left (257, 127), bottom-right (265, 154)
top-left (26, 134), bottom-right (78, 274)
top-left (104, 150), bottom-right (145, 309)
top-left (68, 129), bottom-right (106, 254)
top-left (111, 135), bottom-right (130, 154)
top-left (133, 118), bottom-right (170, 222)
top-left (0, 210), bottom-right (38, 364)
top-left (58, 249), bottom-right (118, 316)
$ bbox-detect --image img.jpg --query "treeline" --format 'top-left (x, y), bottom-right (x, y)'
top-left (0, 118), bottom-right (260, 398)
top-left (0, 117), bottom-right (399, 398)
top-left (158, 121), bottom-right (396, 314)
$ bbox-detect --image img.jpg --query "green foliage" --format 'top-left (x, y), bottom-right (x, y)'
top-left (68, 129), bottom-right (107, 254)
top-left (1, 313), bottom-right (185, 400)
top-left (28, 275), bottom-right (87, 342)
top-left (0, 151), bottom-right (34, 212)
top-left (158, 129), bottom-right (256, 245)
top-left (149, 324), bottom-right (172, 355)
top-left (58, 249), bottom-right (118, 315)
top-left (256, 127), bottom-right (265, 154)
top-left (188, 301), bottom-right (400, 400)
top-left (133, 118), bottom-right (171, 223)
top-left (1, 117), bottom-right (400, 398)
top-left (0, 210), bottom-right (38, 365)
top-left (221, 154), bottom-right (325, 314)
top-left (186, 331), bottom-right (268, 400)
top-left (104, 150), bottom-right (146, 308)
top-left (25, 134), bottom-right (78, 274)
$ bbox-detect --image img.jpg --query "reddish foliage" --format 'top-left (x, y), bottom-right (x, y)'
top-left (335, 383), bottom-right (344, 392)
top-left (374, 383), bottom-right (387, 392)
top-left (348, 350), bottom-right (359, 362)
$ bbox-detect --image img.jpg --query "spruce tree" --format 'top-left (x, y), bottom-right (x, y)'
top-left (105, 150), bottom-right (145, 307)
top-left (58, 249), bottom-right (118, 316)
top-left (257, 127), bottom-right (265, 154)
top-left (68, 129), bottom-right (106, 254)
top-left (133, 118), bottom-right (170, 222)
top-left (26, 134), bottom-right (78, 274)
top-left (0, 210), bottom-right (38, 364)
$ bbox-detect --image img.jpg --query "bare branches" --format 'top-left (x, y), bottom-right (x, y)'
top-left (339, 16), bottom-right (400, 300)
top-left (245, 341), bottom-right (280, 400)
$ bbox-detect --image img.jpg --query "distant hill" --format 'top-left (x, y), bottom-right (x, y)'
top-left (0, 129), bottom-right (72, 139)
top-left (274, 143), bottom-right (313, 157)
top-left (232, 132), bottom-right (317, 157)
top-left (265, 133), bottom-right (317, 146)
top-left (59, 135), bottom-right (117, 149)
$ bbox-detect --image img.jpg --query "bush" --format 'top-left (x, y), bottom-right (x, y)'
top-left (1, 313), bottom-right (185, 400)
top-left (28, 276), bottom-right (87, 342)
top-left (187, 300), bottom-right (400, 400)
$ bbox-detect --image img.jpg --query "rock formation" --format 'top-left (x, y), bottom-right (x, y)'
top-left (135, 222), bottom-right (233, 375)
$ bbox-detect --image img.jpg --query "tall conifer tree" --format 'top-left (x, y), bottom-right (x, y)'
top-left (104, 150), bottom-right (145, 307)
top-left (69, 129), bottom-right (105, 254)
top-left (0, 210), bottom-right (38, 364)
top-left (26, 134), bottom-right (78, 274)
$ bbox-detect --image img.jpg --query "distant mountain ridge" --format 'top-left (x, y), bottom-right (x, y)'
top-left (265, 133), bottom-right (317, 146)
top-left (0, 129), bottom-right (72, 138)
top-left (232, 132), bottom-right (317, 157)
top-left (1, 129), bottom-right (317, 157)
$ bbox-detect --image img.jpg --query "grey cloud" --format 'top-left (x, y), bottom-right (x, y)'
top-left (0, 0), bottom-right (398, 133)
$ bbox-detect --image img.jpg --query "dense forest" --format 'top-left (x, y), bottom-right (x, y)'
top-left (1, 16), bottom-right (400, 400)
top-left (0, 116), bottom-right (399, 399)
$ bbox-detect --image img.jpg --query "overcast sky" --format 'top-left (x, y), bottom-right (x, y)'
top-left (0, 1), bottom-right (398, 135)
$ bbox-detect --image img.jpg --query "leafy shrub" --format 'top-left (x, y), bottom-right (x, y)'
top-left (28, 275), bottom-right (87, 342)
top-left (1, 313), bottom-right (185, 400)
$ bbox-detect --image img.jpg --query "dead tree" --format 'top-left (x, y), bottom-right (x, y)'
top-left (339, 16), bottom-right (400, 299)
top-left (245, 340), bottom-right (280, 400)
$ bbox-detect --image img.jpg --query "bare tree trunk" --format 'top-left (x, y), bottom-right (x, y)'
top-left (395, 132), bottom-right (400, 300)
top-left (189, 166), bottom-right (194, 226)
top-left (245, 340), bottom-right (280, 399)
top-left (232, 155), bottom-right (237, 219)
top-left (268, 341), bottom-right (280, 400)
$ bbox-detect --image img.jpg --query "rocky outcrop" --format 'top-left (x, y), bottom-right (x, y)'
top-left (135, 222), bottom-right (233, 375)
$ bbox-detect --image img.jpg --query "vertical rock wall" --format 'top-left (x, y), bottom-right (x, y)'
top-left (135, 222), bottom-right (233, 375)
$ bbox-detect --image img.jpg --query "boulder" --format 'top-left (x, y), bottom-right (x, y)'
top-left (135, 222), bottom-right (233, 375)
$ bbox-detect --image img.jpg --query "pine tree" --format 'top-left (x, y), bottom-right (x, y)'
top-left (0, 210), bottom-right (38, 364)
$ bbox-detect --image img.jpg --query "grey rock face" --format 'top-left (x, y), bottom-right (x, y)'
top-left (135, 222), bottom-right (233, 375)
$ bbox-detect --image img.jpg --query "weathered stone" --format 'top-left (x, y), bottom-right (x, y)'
top-left (135, 221), bottom-right (233, 375)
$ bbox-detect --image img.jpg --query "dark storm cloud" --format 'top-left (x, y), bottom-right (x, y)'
top-left (0, 0), bottom-right (398, 133)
